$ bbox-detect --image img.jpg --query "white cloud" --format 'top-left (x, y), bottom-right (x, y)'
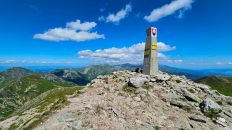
top-left (216, 61), bottom-right (232, 65)
top-left (99, 3), bottom-right (132, 24)
top-left (34, 19), bottom-right (104, 42)
top-left (34, 28), bottom-right (104, 42)
top-left (167, 59), bottom-right (183, 63)
top-left (0, 60), bottom-right (17, 64)
top-left (144, 0), bottom-right (193, 22)
top-left (66, 20), bottom-right (96, 31)
top-left (78, 42), bottom-right (178, 64)
top-left (216, 62), bottom-right (224, 65)
top-left (158, 42), bottom-right (176, 52)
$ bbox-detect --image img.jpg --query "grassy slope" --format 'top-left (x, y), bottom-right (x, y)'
top-left (0, 75), bottom-right (72, 120)
top-left (7, 86), bottom-right (82, 130)
top-left (197, 75), bottom-right (232, 96)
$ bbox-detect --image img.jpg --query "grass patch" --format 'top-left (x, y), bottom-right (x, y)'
top-left (22, 117), bottom-right (41, 130)
top-left (0, 106), bottom-right (16, 121)
top-left (182, 105), bottom-right (192, 113)
top-left (122, 83), bottom-right (136, 94)
top-left (141, 92), bottom-right (151, 104)
top-left (95, 105), bottom-right (104, 114)
top-left (204, 109), bottom-right (221, 119)
top-left (11, 87), bottom-right (82, 130)
top-left (188, 88), bottom-right (195, 93)
top-left (153, 126), bottom-right (161, 130)
top-left (9, 123), bottom-right (19, 130)
top-left (23, 87), bottom-right (82, 129)
top-left (142, 83), bottom-right (153, 90)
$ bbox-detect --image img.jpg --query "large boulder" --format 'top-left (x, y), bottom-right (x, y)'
top-left (200, 98), bottom-right (222, 114)
top-left (128, 76), bottom-right (149, 88)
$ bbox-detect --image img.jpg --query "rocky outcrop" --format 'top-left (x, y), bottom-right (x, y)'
top-left (200, 98), bottom-right (222, 114)
top-left (129, 76), bottom-right (149, 88)
top-left (2, 70), bottom-right (232, 130)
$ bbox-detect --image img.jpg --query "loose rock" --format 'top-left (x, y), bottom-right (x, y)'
top-left (128, 76), bottom-right (149, 88)
top-left (200, 98), bottom-right (222, 114)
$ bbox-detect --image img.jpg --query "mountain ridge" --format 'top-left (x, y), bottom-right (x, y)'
top-left (0, 65), bottom-right (232, 124)
top-left (28, 71), bottom-right (232, 129)
top-left (197, 75), bottom-right (232, 96)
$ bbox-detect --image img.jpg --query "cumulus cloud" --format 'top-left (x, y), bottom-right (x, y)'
top-left (99, 3), bottom-right (132, 24)
top-left (34, 28), bottom-right (104, 42)
top-left (158, 42), bottom-right (176, 52)
top-left (34, 19), bottom-right (104, 42)
top-left (78, 42), bottom-right (179, 64)
top-left (144, 0), bottom-right (193, 22)
top-left (66, 20), bottom-right (96, 31)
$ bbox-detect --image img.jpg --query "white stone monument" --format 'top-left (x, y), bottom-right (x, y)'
top-left (143, 27), bottom-right (158, 75)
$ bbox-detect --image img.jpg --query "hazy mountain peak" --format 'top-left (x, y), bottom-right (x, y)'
top-left (0, 67), bottom-right (35, 79)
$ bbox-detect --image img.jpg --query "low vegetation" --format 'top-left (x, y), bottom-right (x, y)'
top-left (23, 87), bottom-right (82, 130)
top-left (197, 75), bottom-right (232, 96)
top-left (6, 86), bottom-right (82, 130)
top-left (0, 75), bottom-right (72, 120)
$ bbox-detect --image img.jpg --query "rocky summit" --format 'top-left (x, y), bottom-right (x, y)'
top-left (2, 71), bottom-right (232, 130)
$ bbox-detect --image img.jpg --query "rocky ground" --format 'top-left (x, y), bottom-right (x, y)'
top-left (2, 70), bottom-right (232, 130)
top-left (31, 70), bottom-right (232, 130)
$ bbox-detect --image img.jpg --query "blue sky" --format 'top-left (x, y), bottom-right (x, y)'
top-left (0, 0), bottom-right (232, 69)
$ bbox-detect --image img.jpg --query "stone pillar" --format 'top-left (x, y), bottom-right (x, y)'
top-left (143, 27), bottom-right (158, 75)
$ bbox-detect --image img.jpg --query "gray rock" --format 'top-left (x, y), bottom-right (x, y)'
top-left (196, 84), bottom-right (211, 94)
top-left (68, 121), bottom-right (82, 129)
top-left (128, 76), bottom-right (149, 88)
top-left (84, 104), bottom-right (92, 110)
top-left (200, 98), bottom-right (222, 114)
top-left (141, 123), bottom-right (154, 130)
top-left (125, 126), bottom-right (132, 130)
top-left (224, 106), bottom-right (232, 113)
top-left (223, 97), bottom-right (232, 105)
top-left (133, 96), bottom-right (141, 102)
top-left (155, 74), bottom-right (171, 82)
top-left (181, 89), bottom-right (201, 103)
top-left (215, 117), bottom-right (227, 127)
top-left (189, 115), bottom-right (207, 123)
top-left (150, 78), bottom-right (156, 82)
top-left (169, 100), bottom-right (191, 110)
top-left (223, 110), bottom-right (232, 118)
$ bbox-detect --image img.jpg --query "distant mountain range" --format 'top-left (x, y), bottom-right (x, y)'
top-left (1, 64), bottom-right (232, 79)
top-left (0, 64), bottom-right (232, 124)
